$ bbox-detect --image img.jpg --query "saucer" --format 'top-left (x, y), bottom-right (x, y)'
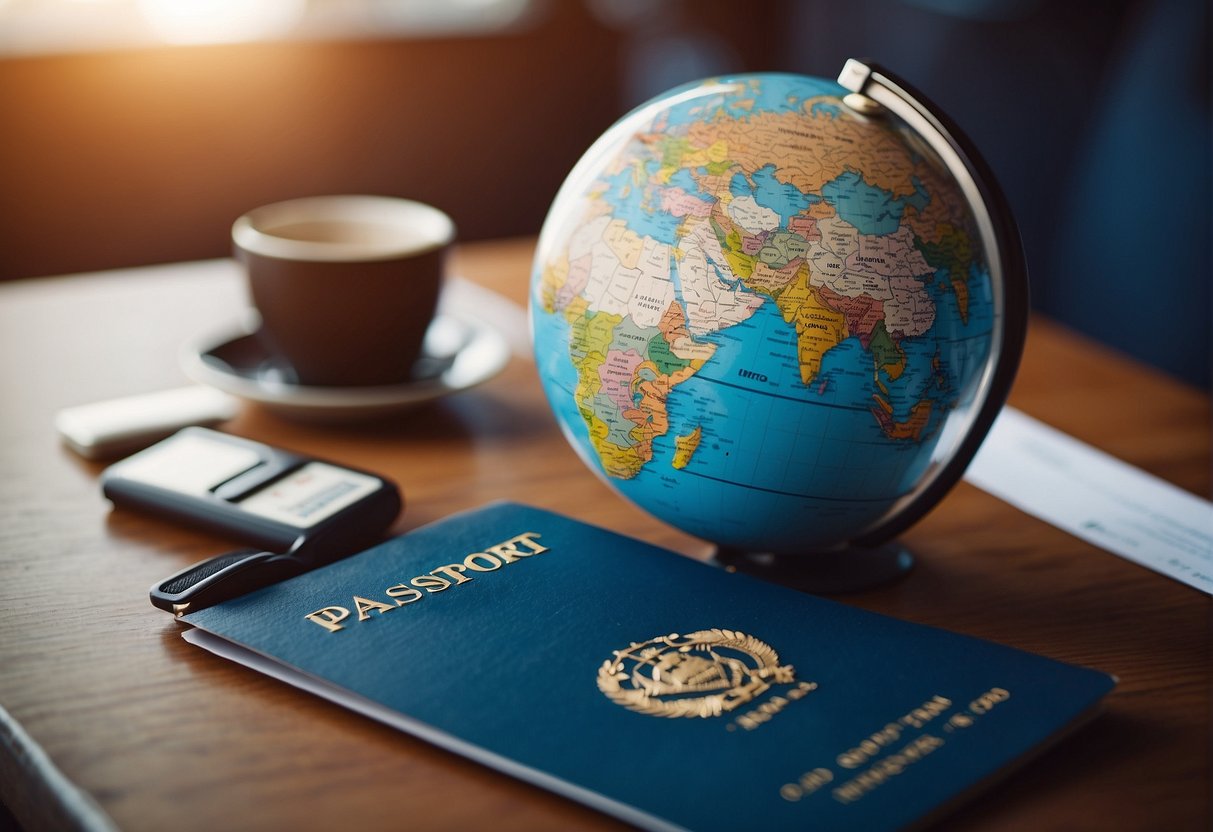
top-left (181, 312), bottom-right (510, 422)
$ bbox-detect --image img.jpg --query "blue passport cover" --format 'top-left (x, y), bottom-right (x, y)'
top-left (183, 502), bottom-right (1114, 831)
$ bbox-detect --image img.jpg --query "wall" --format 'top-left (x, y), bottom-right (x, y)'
top-left (0, 4), bottom-right (624, 279)
top-left (778, 0), bottom-right (1211, 388)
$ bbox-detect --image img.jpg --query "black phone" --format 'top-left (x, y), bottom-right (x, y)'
top-left (102, 427), bottom-right (402, 614)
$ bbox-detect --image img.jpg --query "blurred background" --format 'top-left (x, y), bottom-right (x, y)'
top-left (0, 0), bottom-right (1208, 388)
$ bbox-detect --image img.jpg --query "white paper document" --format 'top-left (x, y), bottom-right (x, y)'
top-left (964, 407), bottom-right (1213, 595)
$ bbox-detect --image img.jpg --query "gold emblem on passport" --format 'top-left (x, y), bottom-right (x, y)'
top-left (597, 629), bottom-right (796, 718)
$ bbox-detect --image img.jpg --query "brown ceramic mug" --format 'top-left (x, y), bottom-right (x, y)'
top-left (232, 195), bottom-right (455, 387)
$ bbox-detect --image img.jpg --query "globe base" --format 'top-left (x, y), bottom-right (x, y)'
top-left (713, 541), bottom-right (914, 595)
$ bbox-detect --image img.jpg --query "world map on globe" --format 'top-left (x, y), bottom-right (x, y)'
top-left (531, 74), bottom-right (996, 553)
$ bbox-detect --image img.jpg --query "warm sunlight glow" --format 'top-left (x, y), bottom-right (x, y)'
top-left (0, 0), bottom-right (536, 55)
top-left (136, 0), bottom-right (306, 45)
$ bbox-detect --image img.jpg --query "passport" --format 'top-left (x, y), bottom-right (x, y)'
top-left (182, 502), bottom-right (1114, 831)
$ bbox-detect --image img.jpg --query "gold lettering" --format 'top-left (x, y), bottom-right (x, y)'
top-left (902, 694), bottom-right (954, 728)
top-left (852, 769), bottom-right (888, 792)
top-left (730, 681), bottom-right (817, 732)
top-left (305, 606), bottom-right (351, 633)
top-left (513, 532), bottom-right (548, 554)
top-left (353, 596), bottom-right (395, 621)
top-left (485, 541), bottom-right (524, 562)
top-left (411, 574), bottom-right (452, 593)
top-left (832, 735), bottom-right (944, 804)
top-left (487, 532), bottom-right (547, 562)
top-left (486, 542), bottom-right (524, 563)
top-left (306, 529), bottom-right (553, 625)
top-left (464, 552), bottom-right (503, 572)
top-left (832, 782), bottom-right (865, 804)
top-left (385, 584), bottom-right (423, 605)
top-left (801, 768), bottom-right (833, 790)
top-left (430, 563), bottom-right (473, 584)
top-left (838, 722), bottom-right (905, 768)
top-left (970, 687), bottom-right (1010, 714)
top-left (780, 768), bottom-right (833, 802)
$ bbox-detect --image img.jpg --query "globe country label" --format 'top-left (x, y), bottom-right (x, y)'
top-left (532, 75), bottom-right (995, 552)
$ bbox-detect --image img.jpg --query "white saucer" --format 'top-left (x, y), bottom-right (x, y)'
top-left (181, 312), bottom-right (510, 422)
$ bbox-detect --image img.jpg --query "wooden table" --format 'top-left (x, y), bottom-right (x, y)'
top-left (0, 238), bottom-right (1208, 831)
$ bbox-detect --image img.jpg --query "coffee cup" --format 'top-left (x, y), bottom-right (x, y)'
top-left (232, 195), bottom-right (455, 387)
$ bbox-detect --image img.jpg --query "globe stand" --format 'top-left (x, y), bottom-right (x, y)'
top-left (712, 541), bottom-right (914, 595)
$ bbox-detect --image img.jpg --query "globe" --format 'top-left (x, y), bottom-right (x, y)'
top-left (530, 67), bottom-right (1025, 566)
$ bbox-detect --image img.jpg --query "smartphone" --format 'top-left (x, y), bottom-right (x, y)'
top-left (102, 427), bottom-right (402, 614)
